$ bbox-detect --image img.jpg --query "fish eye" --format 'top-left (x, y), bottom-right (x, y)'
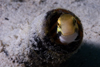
top-left (57, 23), bottom-right (61, 28)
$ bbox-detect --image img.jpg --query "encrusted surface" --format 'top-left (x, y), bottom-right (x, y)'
top-left (0, 0), bottom-right (100, 67)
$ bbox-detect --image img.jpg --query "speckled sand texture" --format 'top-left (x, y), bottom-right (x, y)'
top-left (0, 0), bottom-right (100, 67)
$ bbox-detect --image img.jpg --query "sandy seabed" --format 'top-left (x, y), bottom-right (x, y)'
top-left (0, 0), bottom-right (100, 67)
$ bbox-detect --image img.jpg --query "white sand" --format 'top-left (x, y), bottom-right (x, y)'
top-left (0, 0), bottom-right (100, 67)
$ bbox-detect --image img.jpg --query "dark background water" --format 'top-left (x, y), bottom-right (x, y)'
top-left (60, 41), bottom-right (100, 67)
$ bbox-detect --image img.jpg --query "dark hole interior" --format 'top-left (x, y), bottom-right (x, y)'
top-left (46, 11), bottom-right (63, 44)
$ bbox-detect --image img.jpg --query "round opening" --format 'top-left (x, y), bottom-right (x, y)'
top-left (44, 8), bottom-right (83, 50)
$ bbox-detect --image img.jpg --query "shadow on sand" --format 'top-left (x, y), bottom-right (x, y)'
top-left (60, 41), bottom-right (100, 67)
